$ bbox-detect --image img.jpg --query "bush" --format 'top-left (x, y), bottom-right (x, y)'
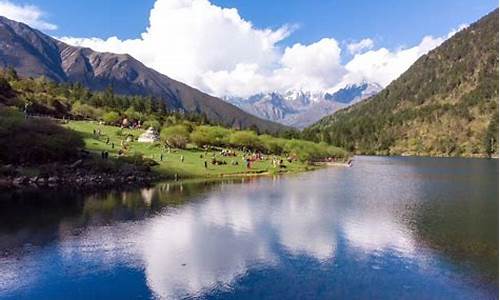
top-left (229, 130), bottom-right (263, 151)
top-left (284, 139), bottom-right (347, 162)
top-left (143, 119), bottom-right (161, 130)
top-left (0, 107), bottom-right (84, 164)
top-left (259, 135), bottom-right (287, 155)
top-left (160, 125), bottom-right (190, 149)
top-left (71, 101), bottom-right (103, 119)
top-left (102, 111), bottom-right (121, 124)
top-left (124, 107), bottom-right (144, 122)
top-left (190, 125), bottom-right (231, 148)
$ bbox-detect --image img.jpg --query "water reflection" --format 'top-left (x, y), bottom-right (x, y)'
top-left (0, 157), bottom-right (497, 299)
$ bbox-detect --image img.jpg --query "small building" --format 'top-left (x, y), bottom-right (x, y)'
top-left (138, 127), bottom-right (159, 143)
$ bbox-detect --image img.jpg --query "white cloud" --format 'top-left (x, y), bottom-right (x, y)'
top-left (337, 35), bottom-right (445, 88)
top-left (347, 38), bottom-right (374, 55)
top-left (0, 0), bottom-right (57, 30)
top-left (59, 0), bottom-right (464, 97)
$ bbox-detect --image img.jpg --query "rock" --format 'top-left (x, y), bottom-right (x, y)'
top-left (70, 159), bottom-right (83, 168)
top-left (13, 176), bottom-right (28, 186)
top-left (0, 178), bottom-right (12, 189)
top-left (36, 177), bottom-right (47, 185)
top-left (48, 176), bottom-right (59, 184)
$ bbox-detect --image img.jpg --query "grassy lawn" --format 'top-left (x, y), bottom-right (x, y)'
top-left (65, 121), bottom-right (315, 179)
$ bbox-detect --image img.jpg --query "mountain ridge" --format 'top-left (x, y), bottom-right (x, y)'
top-left (304, 9), bottom-right (499, 157)
top-left (225, 82), bottom-right (381, 128)
top-left (0, 16), bottom-right (287, 133)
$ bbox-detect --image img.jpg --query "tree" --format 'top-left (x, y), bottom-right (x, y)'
top-left (160, 125), bottom-right (190, 149)
top-left (5, 67), bottom-right (18, 81)
top-left (71, 101), bottom-right (102, 119)
top-left (259, 135), bottom-right (286, 155)
top-left (484, 117), bottom-right (499, 157)
top-left (143, 118), bottom-right (161, 130)
top-left (102, 111), bottom-right (121, 124)
top-left (190, 126), bottom-right (231, 148)
top-left (124, 107), bottom-right (144, 122)
top-left (229, 130), bottom-right (263, 151)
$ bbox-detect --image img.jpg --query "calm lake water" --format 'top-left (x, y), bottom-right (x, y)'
top-left (0, 156), bottom-right (498, 299)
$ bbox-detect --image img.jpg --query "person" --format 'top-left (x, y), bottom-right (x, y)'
top-left (111, 143), bottom-right (115, 149)
top-left (93, 129), bottom-right (96, 136)
top-left (24, 102), bottom-right (29, 118)
top-left (180, 155), bottom-right (184, 163)
top-left (106, 137), bottom-right (110, 144)
top-left (160, 153), bottom-right (163, 161)
top-left (246, 159), bottom-right (251, 169)
top-left (204, 160), bottom-right (208, 169)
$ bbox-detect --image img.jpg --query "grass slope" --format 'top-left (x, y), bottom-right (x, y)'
top-left (65, 121), bottom-right (314, 179)
top-left (305, 9), bottom-right (499, 157)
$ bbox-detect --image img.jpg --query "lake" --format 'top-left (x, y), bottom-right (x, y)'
top-left (0, 156), bottom-right (498, 299)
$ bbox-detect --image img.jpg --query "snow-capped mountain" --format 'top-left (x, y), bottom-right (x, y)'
top-left (225, 82), bottom-right (382, 128)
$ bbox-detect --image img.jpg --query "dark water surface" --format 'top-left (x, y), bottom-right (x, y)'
top-left (0, 156), bottom-right (498, 299)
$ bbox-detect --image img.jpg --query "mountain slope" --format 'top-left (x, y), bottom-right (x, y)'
top-left (0, 16), bottom-right (286, 133)
top-left (305, 9), bottom-right (499, 157)
top-left (225, 82), bottom-right (381, 128)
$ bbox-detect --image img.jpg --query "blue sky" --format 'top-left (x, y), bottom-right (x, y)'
top-left (19, 0), bottom-right (497, 49)
top-left (0, 0), bottom-right (498, 97)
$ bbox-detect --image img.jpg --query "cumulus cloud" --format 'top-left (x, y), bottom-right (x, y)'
top-left (336, 35), bottom-right (445, 88)
top-left (59, 0), bottom-right (464, 97)
top-left (0, 0), bottom-right (57, 30)
top-left (347, 38), bottom-right (374, 55)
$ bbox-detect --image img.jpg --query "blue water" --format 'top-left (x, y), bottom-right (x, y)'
top-left (0, 156), bottom-right (498, 299)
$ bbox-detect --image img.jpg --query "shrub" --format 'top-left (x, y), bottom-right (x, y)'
top-left (190, 125), bottom-right (231, 148)
top-left (229, 130), bottom-right (264, 151)
top-left (259, 135), bottom-right (287, 155)
top-left (102, 111), bottom-right (121, 124)
top-left (0, 107), bottom-right (84, 164)
top-left (143, 119), bottom-right (161, 130)
top-left (124, 107), bottom-right (145, 122)
top-left (283, 139), bottom-right (347, 162)
top-left (160, 125), bottom-right (190, 149)
top-left (71, 101), bottom-right (102, 119)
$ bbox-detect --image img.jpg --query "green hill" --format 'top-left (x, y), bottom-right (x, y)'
top-left (304, 9), bottom-right (499, 157)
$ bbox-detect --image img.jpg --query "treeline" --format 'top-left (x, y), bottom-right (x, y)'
top-left (0, 68), bottom-right (211, 127)
top-left (159, 124), bottom-right (347, 162)
top-left (0, 68), bottom-right (347, 165)
top-left (0, 67), bottom-right (301, 139)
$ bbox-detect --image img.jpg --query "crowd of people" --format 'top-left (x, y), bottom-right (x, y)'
top-left (91, 125), bottom-right (299, 172)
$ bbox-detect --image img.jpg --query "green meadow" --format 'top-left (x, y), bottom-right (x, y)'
top-left (65, 121), bottom-right (316, 179)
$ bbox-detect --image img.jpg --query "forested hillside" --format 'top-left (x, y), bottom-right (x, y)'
top-left (304, 9), bottom-right (499, 157)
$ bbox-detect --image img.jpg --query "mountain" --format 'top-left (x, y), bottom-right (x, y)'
top-left (225, 82), bottom-right (381, 128)
top-left (0, 16), bottom-right (286, 133)
top-left (304, 9), bottom-right (499, 157)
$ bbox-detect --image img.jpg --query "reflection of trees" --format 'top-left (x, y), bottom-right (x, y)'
top-left (0, 189), bottom-right (85, 251)
top-left (0, 178), bottom-right (249, 252)
top-left (412, 194), bottom-right (498, 282)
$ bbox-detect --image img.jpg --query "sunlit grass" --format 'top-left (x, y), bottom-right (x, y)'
top-left (65, 120), bottom-right (314, 178)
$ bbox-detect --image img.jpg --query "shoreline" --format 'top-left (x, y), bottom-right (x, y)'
top-left (0, 161), bottom-right (323, 192)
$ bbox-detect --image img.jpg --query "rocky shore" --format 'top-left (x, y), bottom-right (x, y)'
top-left (0, 160), bottom-right (162, 191)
